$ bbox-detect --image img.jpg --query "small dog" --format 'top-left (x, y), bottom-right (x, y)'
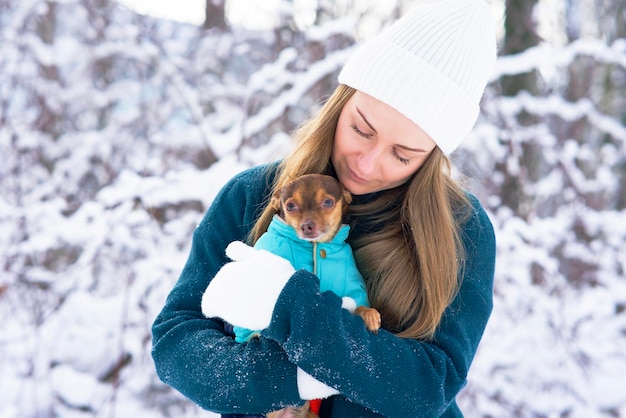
top-left (268, 174), bottom-right (381, 331)
top-left (260, 174), bottom-right (381, 418)
top-left (272, 173), bottom-right (350, 243)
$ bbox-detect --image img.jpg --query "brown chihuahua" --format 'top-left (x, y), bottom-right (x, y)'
top-left (270, 173), bottom-right (380, 331)
top-left (271, 173), bottom-right (350, 242)
top-left (263, 174), bottom-right (381, 418)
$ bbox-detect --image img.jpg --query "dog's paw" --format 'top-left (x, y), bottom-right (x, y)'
top-left (354, 306), bottom-right (382, 334)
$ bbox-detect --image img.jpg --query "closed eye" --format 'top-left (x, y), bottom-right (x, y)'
top-left (392, 148), bottom-right (411, 165)
top-left (350, 124), bottom-right (372, 139)
top-left (352, 120), bottom-right (418, 165)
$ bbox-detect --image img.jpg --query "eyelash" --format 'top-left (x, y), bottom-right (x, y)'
top-left (392, 149), bottom-right (411, 165)
top-left (350, 124), bottom-right (371, 139)
top-left (350, 124), bottom-right (411, 165)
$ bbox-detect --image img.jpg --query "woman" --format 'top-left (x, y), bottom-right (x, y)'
top-left (151, 0), bottom-right (497, 416)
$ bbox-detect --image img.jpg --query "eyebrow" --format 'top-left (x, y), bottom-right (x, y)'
top-left (397, 144), bottom-right (428, 153)
top-left (356, 107), bottom-right (378, 134)
top-left (356, 107), bottom-right (427, 153)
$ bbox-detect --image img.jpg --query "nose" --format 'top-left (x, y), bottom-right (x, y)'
top-left (356, 145), bottom-right (383, 175)
top-left (300, 221), bottom-right (316, 237)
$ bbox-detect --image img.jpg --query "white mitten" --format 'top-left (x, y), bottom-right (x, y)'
top-left (341, 296), bottom-right (357, 313)
top-left (297, 367), bottom-right (340, 400)
top-left (201, 241), bottom-right (295, 330)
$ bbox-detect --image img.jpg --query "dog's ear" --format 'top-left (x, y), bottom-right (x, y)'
top-left (270, 189), bottom-right (282, 213)
top-left (340, 186), bottom-right (352, 217)
top-left (342, 187), bottom-right (352, 205)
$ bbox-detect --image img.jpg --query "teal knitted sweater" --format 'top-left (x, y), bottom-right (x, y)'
top-left (151, 163), bottom-right (496, 417)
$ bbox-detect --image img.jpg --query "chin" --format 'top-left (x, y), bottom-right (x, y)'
top-left (346, 180), bottom-right (403, 196)
top-left (344, 183), bottom-right (375, 196)
top-left (336, 168), bottom-right (381, 195)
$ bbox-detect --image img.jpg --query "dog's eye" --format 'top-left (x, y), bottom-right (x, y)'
top-left (322, 199), bottom-right (335, 208)
top-left (286, 202), bottom-right (297, 212)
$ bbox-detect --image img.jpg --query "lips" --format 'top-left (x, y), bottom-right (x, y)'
top-left (346, 166), bottom-right (369, 184)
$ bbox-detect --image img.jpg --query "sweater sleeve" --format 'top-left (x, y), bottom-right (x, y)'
top-left (261, 195), bottom-right (496, 417)
top-left (150, 164), bottom-right (303, 414)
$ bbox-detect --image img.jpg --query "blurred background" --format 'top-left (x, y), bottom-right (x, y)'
top-left (0, 0), bottom-right (625, 416)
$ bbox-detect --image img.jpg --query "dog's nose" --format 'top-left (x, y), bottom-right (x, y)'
top-left (300, 221), bottom-right (316, 237)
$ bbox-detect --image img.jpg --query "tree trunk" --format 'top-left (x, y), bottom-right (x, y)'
top-left (34, 1), bottom-right (61, 137)
top-left (497, 0), bottom-right (543, 218)
top-left (500, 0), bottom-right (540, 97)
top-left (203, 0), bottom-right (227, 30)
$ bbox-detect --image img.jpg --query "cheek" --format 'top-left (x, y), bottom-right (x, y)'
top-left (331, 126), bottom-right (347, 162)
top-left (333, 125), bottom-right (356, 156)
top-left (395, 171), bottom-right (416, 186)
top-left (386, 165), bottom-right (420, 187)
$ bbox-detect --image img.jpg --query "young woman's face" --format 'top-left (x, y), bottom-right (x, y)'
top-left (331, 91), bottom-right (437, 195)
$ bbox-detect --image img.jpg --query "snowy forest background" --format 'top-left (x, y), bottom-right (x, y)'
top-left (1, 0), bottom-right (625, 416)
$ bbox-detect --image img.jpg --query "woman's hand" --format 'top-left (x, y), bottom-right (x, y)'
top-left (204, 241), bottom-right (342, 401)
top-left (201, 241), bottom-right (296, 330)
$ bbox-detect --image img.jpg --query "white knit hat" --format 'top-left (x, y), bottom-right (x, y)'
top-left (338, 0), bottom-right (497, 154)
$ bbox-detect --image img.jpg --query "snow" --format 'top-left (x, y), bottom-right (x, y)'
top-left (1, 0), bottom-right (625, 417)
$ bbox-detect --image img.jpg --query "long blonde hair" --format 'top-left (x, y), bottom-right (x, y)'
top-left (249, 85), bottom-right (469, 340)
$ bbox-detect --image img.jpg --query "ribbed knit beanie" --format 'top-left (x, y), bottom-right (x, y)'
top-left (338, 0), bottom-right (497, 154)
